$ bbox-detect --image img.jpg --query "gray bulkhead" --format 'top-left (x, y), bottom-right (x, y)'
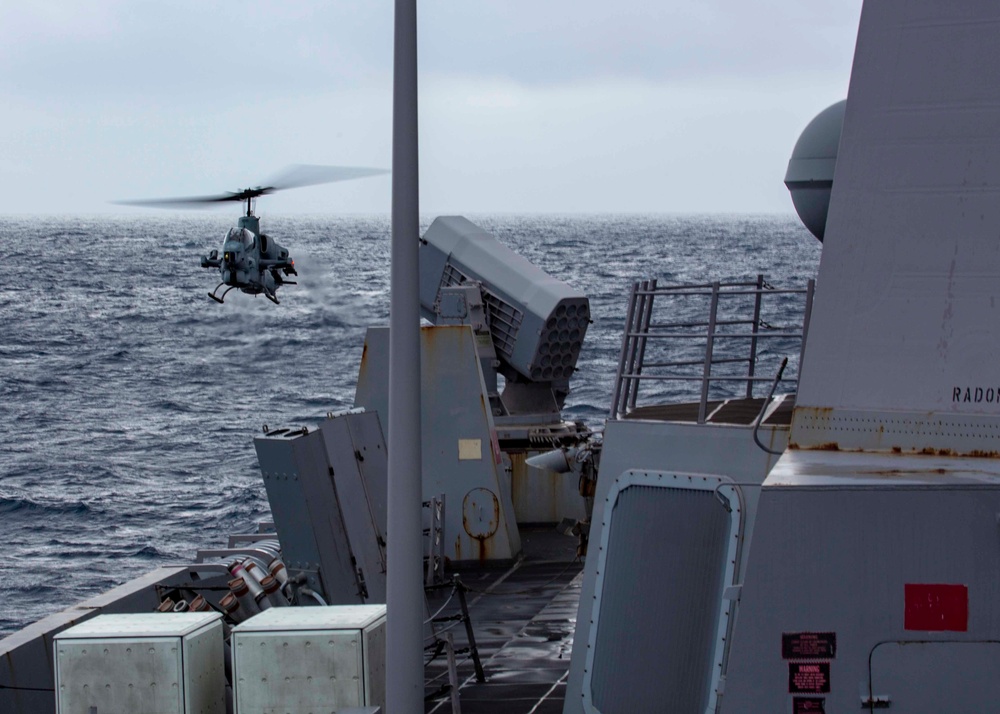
top-left (563, 418), bottom-right (787, 713)
top-left (254, 410), bottom-right (390, 605)
top-left (354, 325), bottom-right (522, 565)
top-left (722, 0), bottom-right (1000, 709)
top-left (568, 0), bottom-right (1000, 711)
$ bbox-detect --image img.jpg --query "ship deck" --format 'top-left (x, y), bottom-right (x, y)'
top-left (424, 528), bottom-right (584, 714)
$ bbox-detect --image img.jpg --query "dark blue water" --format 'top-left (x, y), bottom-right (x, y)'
top-left (0, 213), bottom-right (820, 636)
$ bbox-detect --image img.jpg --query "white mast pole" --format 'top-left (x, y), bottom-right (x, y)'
top-left (387, 0), bottom-right (423, 711)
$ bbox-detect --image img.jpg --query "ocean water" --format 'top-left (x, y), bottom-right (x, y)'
top-left (0, 213), bottom-right (820, 637)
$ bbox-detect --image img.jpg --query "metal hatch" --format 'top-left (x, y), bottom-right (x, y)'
top-left (580, 470), bottom-right (743, 714)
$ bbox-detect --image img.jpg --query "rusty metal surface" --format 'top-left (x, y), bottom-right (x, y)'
top-left (508, 451), bottom-right (588, 525)
top-left (463, 488), bottom-right (500, 540)
top-left (766, 448), bottom-right (1000, 488)
top-left (790, 406), bottom-right (1000, 458)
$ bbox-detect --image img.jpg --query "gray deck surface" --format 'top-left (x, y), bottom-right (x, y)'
top-left (424, 528), bottom-right (584, 713)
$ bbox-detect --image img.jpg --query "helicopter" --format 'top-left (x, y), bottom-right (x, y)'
top-left (116, 165), bottom-right (387, 304)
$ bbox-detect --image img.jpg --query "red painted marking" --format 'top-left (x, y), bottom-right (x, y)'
top-left (904, 583), bottom-right (968, 632)
top-left (788, 662), bottom-right (830, 694)
top-left (489, 430), bottom-right (502, 465)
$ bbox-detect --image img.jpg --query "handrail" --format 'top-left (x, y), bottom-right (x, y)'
top-left (608, 274), bottom-right (814, 421)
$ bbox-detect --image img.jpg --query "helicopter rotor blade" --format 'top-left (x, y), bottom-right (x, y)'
top-left (112, 164), bottom-right (387, 210)
top-left (261, 164), bottom-right (389, 192)
top-left (112, 193), bottom-right (252, 210)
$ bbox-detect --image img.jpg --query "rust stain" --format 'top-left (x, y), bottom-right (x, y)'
top-left (421, 324), bottom-right (466, 360)
top-left (462, 488), bottom-right (500, 539)
top-left (794, 406), bottom-right (835, 419)
top-left (965, 450), bottom-right (1000, 459)
top-left (859, 468), bottom-right (948, 476)
top-left (454, 536), bottom-right (462, 561)
top-left (789, 439), bottom-right (1000, 461)
top-left (476, 535), bottom-right (491, 563)
top-left (767, 424), bottom-right (783, 457)
top-left (509, 451), bottom-right (568, 522)
top-left (885, 447), bottom-right (1000, 460)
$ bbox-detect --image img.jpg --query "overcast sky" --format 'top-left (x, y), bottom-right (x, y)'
top-left (0, 1), bottom-right (863, 215)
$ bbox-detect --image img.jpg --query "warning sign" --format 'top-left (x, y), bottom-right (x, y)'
top-left (788, 662), bottom-right (830, 694)
top-left (782, 632), bottom-right (836, 659)
top-left (793, 697), bottom-right (826, 713)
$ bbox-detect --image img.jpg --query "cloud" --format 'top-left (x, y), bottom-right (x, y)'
top-left (0, 0), bottom-right (863, 214)
top-left (417, 1), bottom-right (861, 86)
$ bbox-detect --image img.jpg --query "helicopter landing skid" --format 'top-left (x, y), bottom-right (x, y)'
top-left (265, 291), bottom-right (280, 305)
top-left (208, 284), bottom-right (235, 304)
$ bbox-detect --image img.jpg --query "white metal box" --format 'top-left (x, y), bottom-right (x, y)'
top-left (53, 612), bottom-right (225, 714)
top-left (231, 604), bottom-right (386, 713)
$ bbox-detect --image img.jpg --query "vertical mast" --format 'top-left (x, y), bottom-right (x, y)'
top-left (387, 0), bottom-right (423, 712)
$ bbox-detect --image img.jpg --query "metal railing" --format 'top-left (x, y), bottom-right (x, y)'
top-left (609, 275), bottom-right (814, 422)
top-left (423, 494), bottom-right (446, 587)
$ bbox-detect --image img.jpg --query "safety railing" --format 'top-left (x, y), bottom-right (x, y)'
top-left (609, 275), bottom-right (814, 422)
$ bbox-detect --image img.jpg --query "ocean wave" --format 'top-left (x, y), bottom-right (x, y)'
top-left (149, 399), bottom-right (196, 414)
top-left (0, 213), bottom-right (821, 637)
top-left (123, 545), bottom-right (172, 559)
top-left (0, 495), bottom-right (98, 517)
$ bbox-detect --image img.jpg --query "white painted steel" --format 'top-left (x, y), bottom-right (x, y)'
top-left (54, 613), bottom-right (224, 714)
top-left (720, 478), bottom-right (1000, 712)
top-left (231, 605), bottom-right (387, 714)
top-left (796, 0), bottom-right (1000, 423)
top-left (870, 642), bottom-right (1000, 710)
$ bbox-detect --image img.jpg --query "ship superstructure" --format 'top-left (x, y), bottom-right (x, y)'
top-left (4, 0), bottom-right (1000, 712)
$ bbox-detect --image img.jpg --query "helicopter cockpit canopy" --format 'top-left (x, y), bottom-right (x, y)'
top-left (224, 227), bottom-right (255, 250)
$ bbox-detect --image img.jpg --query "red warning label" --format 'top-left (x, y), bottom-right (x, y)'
top-left (904, 583), bottom-right (968, 632)
top-left (788, 662), bottom-right (830, 694)
top-left (782, 632), bottom-right (836, 659)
